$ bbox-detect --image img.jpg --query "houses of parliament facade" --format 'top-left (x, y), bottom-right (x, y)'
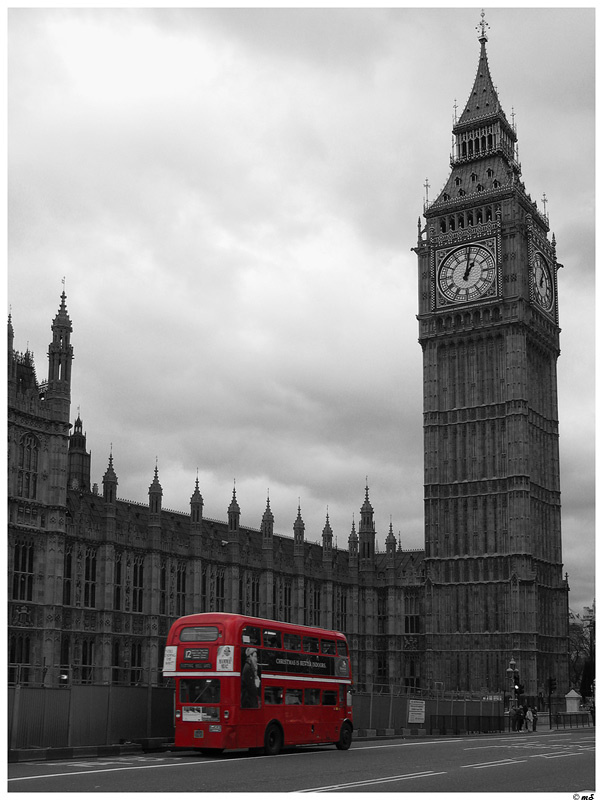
top-left (8, 18), bottom-right (569, 697)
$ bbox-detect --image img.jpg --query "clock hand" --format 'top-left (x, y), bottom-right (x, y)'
top-left (463, 254), bottom-right (474, 281)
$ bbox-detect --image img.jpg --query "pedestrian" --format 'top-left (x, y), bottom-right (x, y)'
top-left (532, 706), bottom-right (538, 732)
top-left (525, 705), bottom-right (533, 732)
top-left (509, 705), bottom-right (517, 732)
top-left (516, 704), bottom-right (525, 732)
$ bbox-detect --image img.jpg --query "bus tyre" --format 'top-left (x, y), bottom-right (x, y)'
top-left (264, 722), bottom-right (283, 756)
top-left (335, 721), bottom-right (353, 750)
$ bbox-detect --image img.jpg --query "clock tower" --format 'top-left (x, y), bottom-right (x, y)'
top-left (414, 14), bottom-right (569, 694)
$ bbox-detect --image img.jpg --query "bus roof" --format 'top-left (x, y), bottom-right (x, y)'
top-left (167, 612), bottom-right (347, 640)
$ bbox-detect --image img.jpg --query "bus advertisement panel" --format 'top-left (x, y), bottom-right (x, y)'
top-left (163, 612), bottom-right (353, 755)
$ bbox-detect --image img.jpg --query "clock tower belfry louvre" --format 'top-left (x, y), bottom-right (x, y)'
top-left (414, 16), bottom-right (569, 694)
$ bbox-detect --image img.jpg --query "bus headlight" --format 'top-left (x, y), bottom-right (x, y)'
top-left (224, 710), bottom-right (230, 720)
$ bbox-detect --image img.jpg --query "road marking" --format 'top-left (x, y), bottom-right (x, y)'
top-left (7, 759), bottom-right (225, 782)
top-left (529, 752), bottom-right (585, 759)
top-left (293, 771), bottom-right (447, 792)
top-left (462, 758), bottom-right (526, 769)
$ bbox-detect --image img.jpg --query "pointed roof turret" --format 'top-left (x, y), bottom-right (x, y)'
top-left (261, 492), bottom-right (274, 545)
top-left (191, 473), bottom-right (203, 505)
top-left (359, 480), bottom-right (375, 533)
top-left (455, 11), bottom-right (511, 131)
top-left (293, 502), bottom-right (305, 551)
top-left (46, 287), bottom-right (73, 419)
top-left (190, 473), bottom-right (203, 528)
top-left (429, 11), bottom-right (522, 212)
top-left (262, 493), bottom-right (274, 523)
top-left (149, 461), bottom-right (163, 517)
top-left (228, 481), bottom-right (240, 514)
top-left (52, 289), bottom-right (72, 330)
top-left (149, 463), bottom-right (162, 494)
top-left (228, 481), bottom-right (240, 534)
top-left (8, 311), bottom-right (14, 352)
top-left (386, 518), bottom-right (397, 557)
top-left (360, 481), bottom-right (373, 514)
top-left (348, 516), bottom-right (358, 563)
top-left (102, 449), bottom-right (118, 505)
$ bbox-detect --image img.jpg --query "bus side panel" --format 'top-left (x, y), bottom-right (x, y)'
top-left (233, 719), bottom-right (262, 749)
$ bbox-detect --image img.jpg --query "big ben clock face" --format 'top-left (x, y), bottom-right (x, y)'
top-left (532, 252), bottom-right (554, 312)
top-left (437, 243), bottom-right (497, 304)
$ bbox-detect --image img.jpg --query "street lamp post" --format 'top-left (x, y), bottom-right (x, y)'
top-left (506, 657), bottom-right (516, 711)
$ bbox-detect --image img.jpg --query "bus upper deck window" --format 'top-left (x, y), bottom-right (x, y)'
top-left (263, 629), bottom-right (282, 648)
top-left (241, 626), bottom-right (261, 646)
top-left (284, 633), bottom-right (301, 651)
top-left (336, 641), bottom-right (348, 657)
top-left (180, 626), bottom-right (219, 642)
top-left (321, 639), bottom-right (336, 655)
top-left (303, 637), bottom-right (319, 653)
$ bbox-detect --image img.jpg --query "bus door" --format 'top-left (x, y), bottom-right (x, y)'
top-left (302, 687), bottom-right (323, 742)
top-left (283, 687), bottom-right (313, 744)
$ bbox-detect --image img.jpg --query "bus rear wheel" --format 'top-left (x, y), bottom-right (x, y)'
top-left (264, 722), bottom-right (283, 755)
top-left (335, 721), bottom-right (353, 750)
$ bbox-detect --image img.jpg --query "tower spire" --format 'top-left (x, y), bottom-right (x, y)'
top-left (46, 289), bottom-right (73, 421)
top-left (476, 8), bottom-right (489, 43)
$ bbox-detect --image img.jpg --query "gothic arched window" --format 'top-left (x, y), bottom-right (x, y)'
top-left (18, 434), bottom-right (39, 499)
top-left (12, 540), bottom-right (34, 601)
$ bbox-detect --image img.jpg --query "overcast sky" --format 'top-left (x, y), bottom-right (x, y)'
top-left (7, 6), bottom-right (595, 614)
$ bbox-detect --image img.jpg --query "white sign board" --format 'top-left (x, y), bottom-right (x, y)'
top-left (162, 646), bottom-right (177, 672)
top-left (216, 645), bottom-right (234, 671)
top-left (407, 699), bottom-right (426, 724)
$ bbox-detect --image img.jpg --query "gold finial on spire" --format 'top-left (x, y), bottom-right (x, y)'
top-left (476, 8), bottom-right (489, 42)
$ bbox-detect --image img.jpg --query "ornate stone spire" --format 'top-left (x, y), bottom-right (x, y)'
top-left (102, 449), bottom-right (118, 505)
top-left (149, 461), bottom-right (162, 516)
top-left (228, 481), bottom-right (240, 534)
top-left (293, 502), bottom-right (305, 552)
top-left (261, 492), bottom-right (274, 546)
top-left (190, 473), bottom-right (203, 529)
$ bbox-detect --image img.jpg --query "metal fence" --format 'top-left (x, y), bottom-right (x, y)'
top-left (7, 681), bottom-right (593, 753)
top-left (8, 684), bottom-right (175, 751)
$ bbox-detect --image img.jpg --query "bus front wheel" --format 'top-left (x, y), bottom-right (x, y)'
top-left (335, 721), bottom-right (353, 750)
top-left (264, 722), bottom-right (283, 755)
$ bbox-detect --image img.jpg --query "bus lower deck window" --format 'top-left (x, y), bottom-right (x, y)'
top-left (264, 687), bottom-right (284, 705)
top-left (286, 689), bottom-right (303, 704)
top-left (322, 691), bottom-right (337, 705)
top-left (304, 688), bottom-right (320, 705)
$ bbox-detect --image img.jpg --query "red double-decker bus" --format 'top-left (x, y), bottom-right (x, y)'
top-left (163, 612), bottom-right (353, 755)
